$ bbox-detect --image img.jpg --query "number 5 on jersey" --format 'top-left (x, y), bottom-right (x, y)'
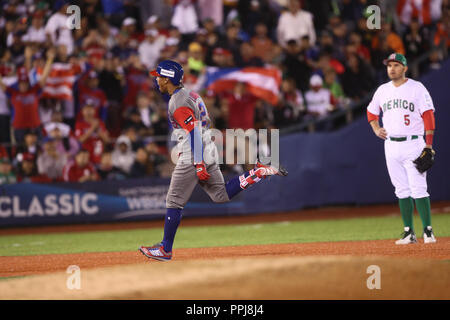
top-left (404, 114), bottom-right (410, 126)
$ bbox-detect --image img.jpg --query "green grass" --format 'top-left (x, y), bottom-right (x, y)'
top-left (0, 275), bottom-right (27, 281)
top-left (0, 213), bottom-right (449, 257)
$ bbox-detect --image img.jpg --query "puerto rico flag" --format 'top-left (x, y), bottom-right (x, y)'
top-left (204, 66), bottom-right (282, 105)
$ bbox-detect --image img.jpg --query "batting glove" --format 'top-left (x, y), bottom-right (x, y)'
top-left (195, 162), bottom-right (211, 181)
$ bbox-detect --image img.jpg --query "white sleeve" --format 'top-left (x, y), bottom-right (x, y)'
top-left (416, 83), bottom-right (434, 114)
top-left (276, 14), bottom-right (286, 45)
top-left (367, 87), bottom-right (382, 115)
top-left (308, 13), bottom-right (316, 45)
top-left (44, 15), bottom-right (59, 39)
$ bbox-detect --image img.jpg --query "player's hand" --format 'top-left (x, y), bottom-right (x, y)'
top-left (195, 162), bottom-right (210, 181)
top-left (375, 127), bottom-right (388, 140)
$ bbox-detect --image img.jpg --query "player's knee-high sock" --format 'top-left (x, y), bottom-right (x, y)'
top-left (225, 169), bottom-right (262, 199)
top-left (414, 197), bottom-right (432, 229)
top-left (161, 208), bottom-right (182, 252)
top-left (399, 197), bottom-right (414, 230)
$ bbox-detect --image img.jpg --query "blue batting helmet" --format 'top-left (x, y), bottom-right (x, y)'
top-left (150, 60), bottom-right (184, 85)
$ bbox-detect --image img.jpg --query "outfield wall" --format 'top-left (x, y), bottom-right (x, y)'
top-left (1, 60), bottom-right (449, 227)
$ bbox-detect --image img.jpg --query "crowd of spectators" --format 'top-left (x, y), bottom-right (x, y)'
top-left (0, 0), bottom-right (449, 184)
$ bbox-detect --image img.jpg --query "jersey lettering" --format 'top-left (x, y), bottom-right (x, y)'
top-left (382, 99), bottom-right (414, 113)
top-left (367, 79), bottom-right (434, 136)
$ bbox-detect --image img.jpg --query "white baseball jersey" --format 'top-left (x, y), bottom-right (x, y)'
top-left (367, 78), bottom-right (434, 136)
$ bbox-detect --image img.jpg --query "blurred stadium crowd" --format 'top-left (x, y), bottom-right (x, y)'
top-left (0, 0), bottom-right (449, 184)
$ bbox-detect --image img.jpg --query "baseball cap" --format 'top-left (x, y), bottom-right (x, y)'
top-left (147, 15), bottom-right (158, 25)
top-left (88, 70), bottom-right (98, 78)
top-left (188, 42), bottom-right (202, 53)
top-left (88, 70), bottom-right (98, 79)
top-left (310, 74), bottom-right (323, 87)
top-left (122, 17), bottom-right (136, 27)
top-left (54, 0), bottom-right (69, 11)
top-left (17, 67), bottom-right (29, 82)
top-left (83, 98), bottom-right (96, 107)
top-left (383, 53), bottom-right (407, 66)
top-left (213, 47), bottom-right (231, 56)
top-left (32, 11), bottom-right (45, 19)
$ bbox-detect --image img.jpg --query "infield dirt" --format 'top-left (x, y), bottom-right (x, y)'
top-left (1, 203), bottom-right (449, 299)
top-left (0, 254), bottom-right (449, 299)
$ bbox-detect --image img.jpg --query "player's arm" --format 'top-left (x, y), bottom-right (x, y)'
top-left (422, 110), bottom-right (435, 149)
top-left (173, 106), bottom-right (210, 180)
top-left (367, 110), bottom-right (387, 140)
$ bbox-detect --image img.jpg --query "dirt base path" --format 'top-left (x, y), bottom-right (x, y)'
top-left (1, 237), bottom-right (449, 277)
top-left (1, 255), bottom-right (449, 300)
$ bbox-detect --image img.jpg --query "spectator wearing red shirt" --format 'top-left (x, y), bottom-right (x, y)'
top-left (77, 70), bottom-right (108, 121)
top-left (62, 149), bottom-right (99, 183)
top-left (222, 82), bottom-right (258, 130)
top-left (0, 48), bottom-right (55, 143)
top-left (81, 29), bottom-right (107, 62)
top-left (122, 53), bottom-right (151, 111)
top-left (74, 102), bottom-right (110, 164)
top-left (250, 23), bottom-right (275, 63)
top-left (0, 145), bottom-right (8, 159)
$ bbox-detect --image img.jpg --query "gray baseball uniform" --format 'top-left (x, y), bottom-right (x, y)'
top-left (166, 88), bottom-right (230, 209)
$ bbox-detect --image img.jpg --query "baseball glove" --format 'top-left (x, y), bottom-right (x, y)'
top-left (413, 148), bottom-right (435, 173)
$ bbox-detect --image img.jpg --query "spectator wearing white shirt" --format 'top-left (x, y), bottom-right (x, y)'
top-left (45, 111), bottom-right (80, 159)
top-left (0, 74), bottom-right (16, 144)
top-left (111, 135), bottom-right (135, 175)
top-left (276, 0), bottom-right (316, 47)
top-left (305, 74), bottom-right (336, 118)
top-left (138, 29), bottom-right (165, 70)
top-left (37, 137), bottom-right (68, 181)
top-left (198, 0), bottom-right (223, 27)
top-left (22, 11), bottom-right (47, 46)
top-left (44, 1), bottom-right (74, 54)
top-left (171, 0), bottom-right (199, 36)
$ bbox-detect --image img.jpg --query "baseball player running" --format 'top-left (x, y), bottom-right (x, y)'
top-left (139, 60), bottom-right (287, 261)
top-left (367, 53), bottom-right (436, 245)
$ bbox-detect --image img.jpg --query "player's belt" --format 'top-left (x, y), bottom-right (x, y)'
top-left (389, 135), bottom-right (419, 142)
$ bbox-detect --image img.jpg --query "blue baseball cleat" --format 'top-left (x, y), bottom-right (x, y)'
top-left (139, 243), bottom-right (172, 261)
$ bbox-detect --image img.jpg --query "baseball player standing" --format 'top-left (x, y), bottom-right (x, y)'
top-left (367, 53), bottom-right (437, 245)
top-left (139, 60), bottom-right (287, 261)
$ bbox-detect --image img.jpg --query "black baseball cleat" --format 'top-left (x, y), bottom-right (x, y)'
top-left (395, 227), bottom-right (418, 245)
top-left (423, 226), bottom-right (437, 244)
